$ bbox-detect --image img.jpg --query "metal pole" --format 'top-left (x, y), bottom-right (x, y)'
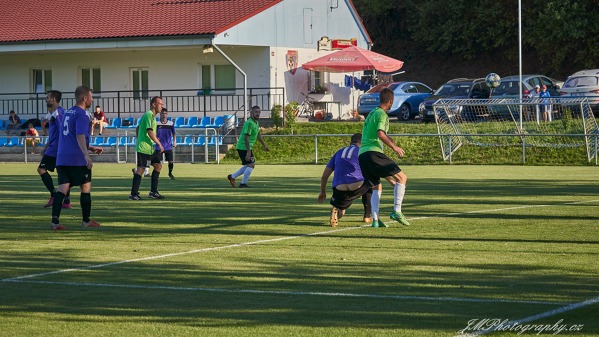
top-left (448, 136), bottom-right (452, 165)
top-left (518, 0), bottom-right (523, 130)
top-left (212, 44), bottom-right (248, 121)
top-left (522, 134), bottom-right (526, 164)
top-left (595, 133), bottom-right (598, 166)
top-left (314, 135), bottom-right (318, 164)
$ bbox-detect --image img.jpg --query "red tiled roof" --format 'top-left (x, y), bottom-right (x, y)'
top-left (0, 0), bottom-right (281, 43)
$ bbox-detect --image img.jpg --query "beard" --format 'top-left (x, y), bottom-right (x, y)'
top-left (46, 103), bottom-right (53, 108)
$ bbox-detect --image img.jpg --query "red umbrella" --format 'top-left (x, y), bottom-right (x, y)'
top-left (302, 46), bottom-right (403, 73)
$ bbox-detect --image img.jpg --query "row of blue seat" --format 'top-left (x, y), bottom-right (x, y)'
top-left (105, 115), bottom-right (235, 129)
top-left (0, 135), bottom-right (222, 147)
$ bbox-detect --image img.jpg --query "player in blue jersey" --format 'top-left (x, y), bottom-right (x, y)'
top-left (37, 90), bottom-right (71, 209)
top-left (50, 86), bottom-right (103, 230)
top-left (318, 134), bottom-right (372, 227)
top-left (155, 108), bottom-right (177, 180)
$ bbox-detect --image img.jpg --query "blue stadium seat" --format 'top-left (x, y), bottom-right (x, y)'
top-left (100, 136), bottom-right (117, 146)
top-left (193, 116), bottom-right (211, 128)
top-left (208, 136), bottom-right (223, 146)
top-left (106, 117), bottom-right (122, 129)
top-left (0, 119), bottom-right (5, 130)
top-left (193, 135), bottom-right (208, 146)
top-left (128, 117), bottom-right (141, 129)
top-left (173, 117), bottom-right (186, 128)
top-left (8, 137), bottom-right (21, 147)
top-left (183, 116), bottom-right (198, 128)
top-left (207, 116), bottom-right (225, 128)
top-left (0, 136), bottom-right (8, 146)
top-left (176, 135), bottom-right (193, 146)
top-left (91, 136), bottom-right (104, 146)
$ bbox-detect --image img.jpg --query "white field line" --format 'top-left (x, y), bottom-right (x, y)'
top-left (454, 295), bottom-right (599, 337)
top-left (3, 279), bottom-right (564, 306)
top-left (1, 199), bottom-right (598, 308)
top-left (2, 199), bottom-right (597, 283)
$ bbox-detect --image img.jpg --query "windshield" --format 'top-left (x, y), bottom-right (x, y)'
top-left (492, 80), bottom-right (521, 95)
top-left (434, 83), bottom-right (471, 96)
top-left (563, 76), bottom-right (598, 88)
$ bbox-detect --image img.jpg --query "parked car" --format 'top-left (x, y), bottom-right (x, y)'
top-left (419, 78), bottom-right (490, 122)
top-left (559, 69), bottom-right (599, 116)
top-left (357, 81), bottom-right (433, 121)
top-left (491, 74), bottom-right (562, 99)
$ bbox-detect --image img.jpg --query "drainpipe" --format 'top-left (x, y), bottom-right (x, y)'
top-left (212, 44), bottom-right (248, 121)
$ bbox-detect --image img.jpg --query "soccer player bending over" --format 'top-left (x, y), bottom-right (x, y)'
top-left (318, 133), bottom-right (372, 227)
top-left (358, 87), bottom-right (410, 228)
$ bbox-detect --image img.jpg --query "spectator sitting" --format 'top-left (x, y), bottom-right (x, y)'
top-left (6, 110), bottom-right (21, 135)
top-left (91, 105), bottom-right (108, 135)
top-left (25, 122), bottom-right (40, 154)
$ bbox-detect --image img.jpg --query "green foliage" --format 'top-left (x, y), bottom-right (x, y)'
top-left (284, 101), bottom-right (299, 133)
top-left (270, 104), bottom-right (283, 130)
top-left (222, 121), bottom-right (593, 165)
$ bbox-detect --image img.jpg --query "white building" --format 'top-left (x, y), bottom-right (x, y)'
top-left (0, 0), bottom-right (372, 120)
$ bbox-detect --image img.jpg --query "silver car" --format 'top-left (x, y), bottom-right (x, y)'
top-left (559, 69), bottom-right (599, 115)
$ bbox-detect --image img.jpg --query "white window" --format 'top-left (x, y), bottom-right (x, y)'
top-left (131, 68), bottom-right (149, 100)
top-left (32, 69), bottom-right (52, 94)
top-left (81, 67), bottom-right (101, 94)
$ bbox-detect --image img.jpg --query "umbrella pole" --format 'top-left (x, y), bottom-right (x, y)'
top-left (351, 72), bottom-right (355, 120)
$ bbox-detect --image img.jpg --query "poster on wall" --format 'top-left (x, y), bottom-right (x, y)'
top-left (286, 50), bottom-right (298, 75)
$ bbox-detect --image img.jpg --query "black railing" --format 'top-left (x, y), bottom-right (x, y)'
top-left (0, 87), bottom-right (285, 121)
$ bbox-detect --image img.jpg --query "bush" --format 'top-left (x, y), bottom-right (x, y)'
top-left (284, 102), bottom-right (299, 133)
top-left (271, 105), bottom-right (283, 130)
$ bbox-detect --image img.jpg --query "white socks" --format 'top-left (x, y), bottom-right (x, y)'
top-left (394, 183), bottom-right (406, 213)
top-left (241, 167), bottom-right (253, 184)
top-left (371, 189), bottom-right (382, 221)
top-left (231, 166), bottom-right (247, 179)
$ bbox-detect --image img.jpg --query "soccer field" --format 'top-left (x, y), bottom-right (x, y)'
top-left (0, 163), bottom-right (598, 337)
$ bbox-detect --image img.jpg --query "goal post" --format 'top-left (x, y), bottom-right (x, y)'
top-left (433, 97), bottom-right (599, 162)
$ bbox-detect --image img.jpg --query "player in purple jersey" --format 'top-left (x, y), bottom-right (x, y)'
top-left (318, 134), bottom-right (372, 227)
top-left (50, 86), bottom-right (103, 230)
top-left (155, 108), bottom-right (177, 179)
top-left (37, 90), bottom-right (72, 209)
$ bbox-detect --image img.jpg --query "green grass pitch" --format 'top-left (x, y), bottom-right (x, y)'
top-left (0, 163), bottom-right (598, 337)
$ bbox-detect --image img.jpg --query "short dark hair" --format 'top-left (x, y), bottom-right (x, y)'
top-left (75, 86), bottom-right (92, 102)
top-left (95, 105), bottom-right (101, 109)
top-left (47, 90), bottom-right (62, 103)
top-left (379, 87), bottom-right (394, 104)
top-left (9, 110), bottom-right (15, 114)
top-left (350, 133), bottom-right (362, 144)
top-left (161, 108), bottom-right (168, 113)
top-left (150, 96), bottom-right (162, 106)
top-left (251, 105), bottom-right (261, 112)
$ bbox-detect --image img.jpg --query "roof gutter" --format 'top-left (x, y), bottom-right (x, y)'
top-left (211, 43), bottom-right (248, 121)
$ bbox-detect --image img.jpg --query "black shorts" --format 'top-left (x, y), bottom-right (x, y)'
top-left (237, 149), bottom-right (255, 165)
top-left (137, 151), bottom-right (162, 168)
top-left (38, 155), bottom-right (57, 172)
top-left (358, 151), bottom-right (401, 187)
top-left (153, 149), bottom-right (174, 163)
top-left (330, 183), bottom-right (372, 210)
top-left (57, 166), bottom-right (92, 186)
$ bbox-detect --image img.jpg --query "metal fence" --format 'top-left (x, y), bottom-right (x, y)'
top-left (3, 133), bottom-right (598, 166)
top-left (0, 87), bottom-right (285, 121)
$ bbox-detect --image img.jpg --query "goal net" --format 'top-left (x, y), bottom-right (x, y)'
top-left (433, 97), bottom-right (599, 162)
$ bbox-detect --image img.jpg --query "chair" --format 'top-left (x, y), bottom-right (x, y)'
top-left (173, 117), bottom-right (186, 128)
top-left (193, 135), bottom-right (208, 146)
top-left (91, 136), bottom-right (104, 146)
top-left (128, 117), bottom-right (141, 129)
top-left (106, 117), bottom-right (122, 129)
top-left (207, 135), bottom-right (223, 146)
top-left (100, 136), bottom-right (117, 146)
top-left (184, 116), bottom-right (198, 128)
top-left (193, 116), bottom-right (211, 128)
top-left (8, 137), bottom-right (21, 147)
top-left (207, 116), bottom-right (225, 128)
top-left (0, 120), bottom-right (5, 130)
top-left (176, 136), bottom-right (192, 146)
top-left (0, 137), bottom-right (8, 146)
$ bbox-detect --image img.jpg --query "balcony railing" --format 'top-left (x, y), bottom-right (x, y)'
top-left (0, 87), bottom-right (285, 121)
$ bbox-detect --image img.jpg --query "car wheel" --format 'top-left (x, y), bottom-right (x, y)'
top-left (398, 104), bottom-right (411, 121)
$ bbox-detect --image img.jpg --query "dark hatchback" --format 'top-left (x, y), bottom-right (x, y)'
top-left (418, 78), bottom-right (490, 122)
